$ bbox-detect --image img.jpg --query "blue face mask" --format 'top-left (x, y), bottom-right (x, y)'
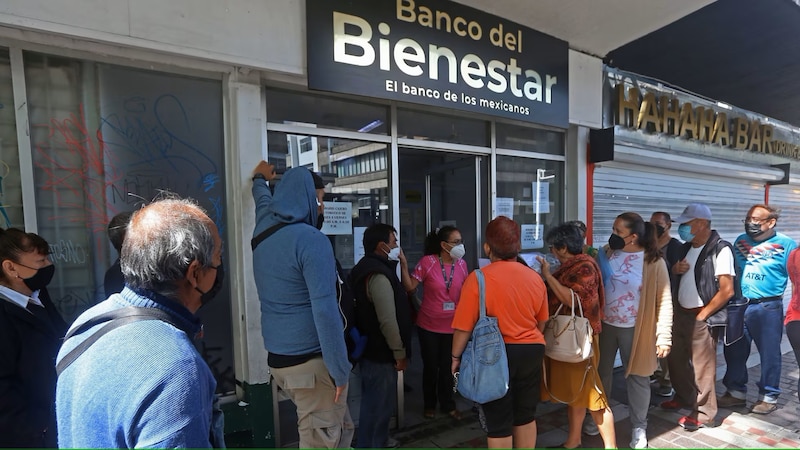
top-left (678, 224), bottom-right (695, 242)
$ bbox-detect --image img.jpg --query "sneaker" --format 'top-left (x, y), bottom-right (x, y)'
top-left (582, 417), bottom-right (599, 436)
top-left (717, 392), bottom-right (746, 408)
top-left (660, 399), bottom-right (688, 410)
top-left (751, 401), bottom-right (777, 415)
top-left (678, 416), bottom-right (714, 431)
top-left (656, 385), bottom-right (675, 397)
top-left (630, 427), bottom-right (648, 449)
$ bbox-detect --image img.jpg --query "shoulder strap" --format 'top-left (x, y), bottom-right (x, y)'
top-left (475, 269), bottom-right (486, 319)
top-left (56, 307), bottom-right (183, 376)
top-left (251, 222), bottom-right (289, 251)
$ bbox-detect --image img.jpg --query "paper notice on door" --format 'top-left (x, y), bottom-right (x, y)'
top-left (521, 224), bottom-right (544, 249)
top-left (320, 201), bottom-right (352, 235)
top-left (495, 197), bottom-right (514, 219)
top-left (533, 181), bottom-right (550, 214)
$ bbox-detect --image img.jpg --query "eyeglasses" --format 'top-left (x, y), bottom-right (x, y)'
top-left (447, 240), bottom-right (463, 245)
top-left (743, 217), bottom-right (771, 225)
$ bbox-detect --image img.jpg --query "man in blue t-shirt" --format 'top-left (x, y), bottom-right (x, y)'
top-left (719, 204), bottom-right (797, 415)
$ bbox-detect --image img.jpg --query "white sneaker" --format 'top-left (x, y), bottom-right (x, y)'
top-left (582, 416), bottom-right (600, 436)
top-left (630, 427), bottom-right (648, 449)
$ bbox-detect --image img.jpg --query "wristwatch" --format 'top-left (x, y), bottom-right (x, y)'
top-left (252, 173), bottom-right (266, 182)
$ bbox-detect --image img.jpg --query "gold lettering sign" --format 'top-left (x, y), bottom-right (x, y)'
top-left (614, 85), bottom-right (799, 161)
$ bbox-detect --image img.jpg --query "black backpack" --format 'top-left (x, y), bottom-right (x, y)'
top-left (335, 259), bottom-right (367, 363)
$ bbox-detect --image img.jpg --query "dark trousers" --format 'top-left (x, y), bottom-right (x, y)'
top-left (787, 321), bottom-right (800, 402)
top-left (417, 327), bottom-right (456, 412)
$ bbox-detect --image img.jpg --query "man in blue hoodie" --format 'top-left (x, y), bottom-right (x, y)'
top-left (251, 162), bottom-right (354, 448)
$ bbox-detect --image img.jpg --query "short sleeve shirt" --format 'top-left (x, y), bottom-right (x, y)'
top-left (603, 250), bottom-right (644, 328)
top-left (678, 245), bottom-right (735, 309)
top-left (452, 260), bottom-right (548, 344)
top-left (734, 232), bottom-right (796, 299)
top-left (412, 255), bottom-right (469, 333)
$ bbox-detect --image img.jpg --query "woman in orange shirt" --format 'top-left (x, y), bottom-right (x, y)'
top-left (451, 216), bottom-right (549, 449)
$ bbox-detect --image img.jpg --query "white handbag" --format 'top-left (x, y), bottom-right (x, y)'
top-left (543, 289), bottom-right (593, 363)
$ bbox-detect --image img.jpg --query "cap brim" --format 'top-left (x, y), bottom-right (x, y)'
top-left (672, 214), bottom-right (695, 224)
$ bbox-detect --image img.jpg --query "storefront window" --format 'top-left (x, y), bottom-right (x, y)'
top-left (266, 88), bottom-right (389, 134)
top-left (267, 131), bottom-right (391, 270)
top-left (24, 52), bottom-right (234, 393)
top-left (397, 108), bottom-right (490, 146)
top-left (496, 122), bottom-right (564, 155)
top-left (495, 155), bottom-right (565, 258)
top-left (0, 49), bottom-right (21, 228)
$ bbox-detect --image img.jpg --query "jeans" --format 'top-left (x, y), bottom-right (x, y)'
top-left (356, 359), bottom-right (397, 448)
top-left (417, 327), bottom-right (455, 412)
top-left (722, 300), bottom-right (784, 402)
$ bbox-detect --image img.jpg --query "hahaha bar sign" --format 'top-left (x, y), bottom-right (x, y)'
top-left (306, 0), bottom-right (569, 128)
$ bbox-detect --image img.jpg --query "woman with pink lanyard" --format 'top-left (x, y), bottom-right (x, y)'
top-left (785, 247), bottom-right (800, 402)
top-left (399, 226), bottom-right (469, 419)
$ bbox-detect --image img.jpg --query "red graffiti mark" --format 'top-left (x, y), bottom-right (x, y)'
top-left (33, 104), bottom-right (123, 233)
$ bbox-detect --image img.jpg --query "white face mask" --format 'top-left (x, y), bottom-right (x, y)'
top-left (449, 243), bottom-right (466, 260)
top-left (386, 246), bottom-right (401, 261)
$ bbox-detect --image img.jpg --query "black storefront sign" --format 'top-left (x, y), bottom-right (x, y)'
top-left (307, 0), bottom-right (569, 128)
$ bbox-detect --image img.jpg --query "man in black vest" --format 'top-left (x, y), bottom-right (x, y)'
top-left (349, 223), bottom-right (412, 448)
top-left (660, 203), bottom-right (735, 431)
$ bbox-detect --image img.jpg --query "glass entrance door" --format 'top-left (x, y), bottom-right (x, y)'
top-left (396, 147), bottom-right (488, 428)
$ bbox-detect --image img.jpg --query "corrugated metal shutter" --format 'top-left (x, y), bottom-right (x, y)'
top-left (766, 184), bottom-right (800, 243)
top-left (591, 161), bottom-right (765, 246)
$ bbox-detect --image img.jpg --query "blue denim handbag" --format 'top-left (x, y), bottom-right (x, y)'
top-left (456, 269), bottom-right (509, 404)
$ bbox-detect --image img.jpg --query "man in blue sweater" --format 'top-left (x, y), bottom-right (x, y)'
top-left (251, 163), bottom-right (354, 448)
top-left (56, 198), bottom-right (225, 447)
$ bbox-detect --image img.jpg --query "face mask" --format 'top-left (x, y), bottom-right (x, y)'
top-left (678, 224), bottom-right (695, 242)
top-left (22, 264), bottom-right (55, 292)
top-left (744, 222), bottom-right (766, 239)
top-left (449, 244), bottom-right (466, 260)
top-left (385, 246), bottom-right (401, 262)
top-left (608, 234), bottom-right (626, 250)
top-left (316, 213), bottom-right (325, 230)
top-left (655, 224), bottom-right (666, 237)
top-left (196, 263), bottom-right (225, 306)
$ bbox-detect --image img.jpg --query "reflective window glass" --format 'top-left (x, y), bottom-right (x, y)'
top-left (266, 89), bottom-right (389, 134)
top-left (496, 122), bottom-right (564, 155)
top-left (397, 108), bottom-right (489, 146)
top-left (267, 131), bottom-right (391, 270)
top-left (495, 155), bottom-right (564, 257)
top-left (0, 49), bottom-right (21, 228)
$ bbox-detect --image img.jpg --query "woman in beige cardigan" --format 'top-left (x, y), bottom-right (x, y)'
top-left (597, 212), bottom-right (672, 449)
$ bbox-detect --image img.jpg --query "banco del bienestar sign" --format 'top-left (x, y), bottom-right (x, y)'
top-left (306, 0), bottom-right (569, 128)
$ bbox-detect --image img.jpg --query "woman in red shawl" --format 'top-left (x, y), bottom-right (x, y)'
top-left (538, 223), bottom-right (616, 449)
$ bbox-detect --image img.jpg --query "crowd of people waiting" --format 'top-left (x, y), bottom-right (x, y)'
top-left (2, 156), bottom-right (799, 449)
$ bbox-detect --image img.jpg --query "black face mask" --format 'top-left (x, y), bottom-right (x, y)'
top-left (608, 233), bottom-right (626, 250)
top-left (744, 222), bottom-right (766, 239)
top-left (196, 263), bottom-right (225, 307)
top-left (655, 224), bottom-right (666, 237)
top-left (22, 263), bottom-right (55, 292)
top-left (316, 213), bottom-right (325, 230)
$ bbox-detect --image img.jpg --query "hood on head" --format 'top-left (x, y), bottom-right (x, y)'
top-left (267, 167), bottom-right (319, 228)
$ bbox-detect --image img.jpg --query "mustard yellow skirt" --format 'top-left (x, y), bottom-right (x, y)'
top-left (541, 339), bottom-right (609, 411)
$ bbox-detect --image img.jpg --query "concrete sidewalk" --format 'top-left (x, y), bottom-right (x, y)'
top-left (395, 340), bottom-right (800, 448)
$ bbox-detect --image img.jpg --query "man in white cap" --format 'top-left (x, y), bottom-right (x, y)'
top-left (661, 203), bottom-right (735, 430)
